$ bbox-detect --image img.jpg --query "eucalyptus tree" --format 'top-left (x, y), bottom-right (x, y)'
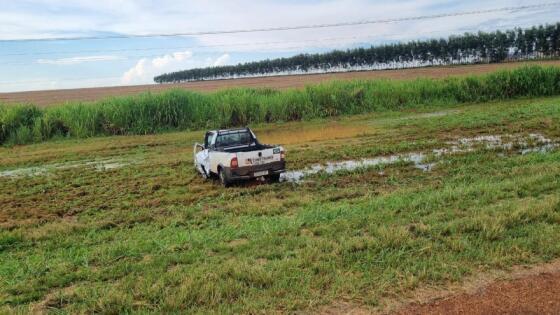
top-left (154, 23), bottom-right (560, 83)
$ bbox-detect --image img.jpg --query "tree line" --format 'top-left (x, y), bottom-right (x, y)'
top-left (154, 23), bottom-right (560, 83)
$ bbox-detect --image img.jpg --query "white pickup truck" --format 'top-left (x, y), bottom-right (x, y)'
top-left (194, 127), bottom-right (286, 187)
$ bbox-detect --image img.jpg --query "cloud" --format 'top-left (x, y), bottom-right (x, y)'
top-left (121, 51), bottom-right (230, 85)
top-left (3, 1), bottom-right (558, 46)
top-left (151, 51), bottom-right (193, 68)
top-left (36, 55), bottom-right (124, 65)
top-left (213, 53), bottom-right (230, 66)
top-left (121, 51), bottom-right (193, 85)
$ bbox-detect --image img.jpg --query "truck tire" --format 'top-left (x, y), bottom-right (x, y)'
top-left (218, 169), bottom-right (231, 187)
top-left (267, 173), bottom-right (281, 183)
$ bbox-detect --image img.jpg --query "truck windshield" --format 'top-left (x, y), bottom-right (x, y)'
top-left (215, 131), bottom-right (253, 148)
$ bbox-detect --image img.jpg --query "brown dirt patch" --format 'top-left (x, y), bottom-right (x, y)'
top-left (2, 60), bottom-right (559, 107)
top-left (258, 122), bottom-right (371, 146)
top-left (396, 262), bottom-right (560, 315)
top-left (390, 260), bottom-right (560, 315)
top-left (315, 259), bottom-right (560, 315)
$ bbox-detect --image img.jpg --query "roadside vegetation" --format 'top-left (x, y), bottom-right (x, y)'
top-left (1, 95), bottom-right (559, 313)
top-left (154, 23), bottom-right (560, 82)
top-left (1, 65), bottom-right (560, 145)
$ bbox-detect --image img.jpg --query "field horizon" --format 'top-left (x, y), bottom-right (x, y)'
top-left (1, 59), bottom-right (559, 108)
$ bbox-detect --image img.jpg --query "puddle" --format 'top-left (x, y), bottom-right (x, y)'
top-left (0, 158), bottom-right (134, 178)
top-left (521, 143), bottom-right (558, 155)
top-left (520, 133), bottom-right (558, 155)
top-left (92, 161), bottom-right (129, 171)
top-left (281, 133), bottom-right (558, 183)
top-left (434, 133), bottom-right (559, 155)
top-left (281, 153), bottom-right (432, 183)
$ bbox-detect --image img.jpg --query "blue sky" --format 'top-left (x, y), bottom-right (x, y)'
top-left (0, 0), bottom-right (559, 92)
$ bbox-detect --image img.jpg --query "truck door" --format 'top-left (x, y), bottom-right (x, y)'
top-left (200, 132), bottom-right (215, 174)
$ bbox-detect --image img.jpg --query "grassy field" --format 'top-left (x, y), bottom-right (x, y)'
top-left (1, 96), bottom-right (560, 313)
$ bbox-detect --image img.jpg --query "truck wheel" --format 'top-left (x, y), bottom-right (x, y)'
top-left (219, 169), bottom-right (231, 187)
top-left (268, 173), bottom-right (281, 183)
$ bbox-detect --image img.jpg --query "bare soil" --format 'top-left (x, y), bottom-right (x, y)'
top-left (2, 60), bottom-right (560, 107)
top-left (395, 263), bottom-right (560, 315)
top-left (315, 260), bottom-right (560, 315)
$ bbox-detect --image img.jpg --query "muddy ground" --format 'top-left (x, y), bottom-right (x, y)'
top-left (2, 60), bottom-right (560, 107)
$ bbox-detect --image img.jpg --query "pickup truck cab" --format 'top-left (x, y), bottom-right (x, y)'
top-left (194, 127), bottom-right (286, 187)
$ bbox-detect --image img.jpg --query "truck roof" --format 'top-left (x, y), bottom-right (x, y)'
top-left (214, 127), bottom-right (251, 135)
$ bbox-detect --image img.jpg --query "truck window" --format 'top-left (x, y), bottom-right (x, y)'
top-left (204, 132), bottom-right (214, 148)
top-left (215, 131), bottom-right (253, 148)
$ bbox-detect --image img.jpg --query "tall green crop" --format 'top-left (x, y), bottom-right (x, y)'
top-left (1, 65), bottom-right (559, 146)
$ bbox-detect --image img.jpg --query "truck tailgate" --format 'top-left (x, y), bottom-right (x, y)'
top-left (236, 148), bottom-right (281, 167)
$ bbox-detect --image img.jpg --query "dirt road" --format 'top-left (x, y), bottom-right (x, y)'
top-left (2, 60), bottom-right (560, 107)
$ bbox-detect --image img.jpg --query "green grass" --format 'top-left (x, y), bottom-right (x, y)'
top-left (1, 96), bottom-right (560, 313)
top-left (2, 65), bottom-right (560, 145)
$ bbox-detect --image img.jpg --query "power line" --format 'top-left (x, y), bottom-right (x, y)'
top-left (0, 22), bottom-right (536, 67)
top-left (0, 36), bottom-right (391, 57)
top-left (0, 21), bottom-right (532, 57)
top-left (0, 35), bottom-right (417, 65)
top-left (1, 2), bottom-right (558, 43)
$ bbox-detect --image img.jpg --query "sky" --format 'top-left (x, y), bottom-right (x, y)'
top-left (0, 0), bottom-right (559, 92)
